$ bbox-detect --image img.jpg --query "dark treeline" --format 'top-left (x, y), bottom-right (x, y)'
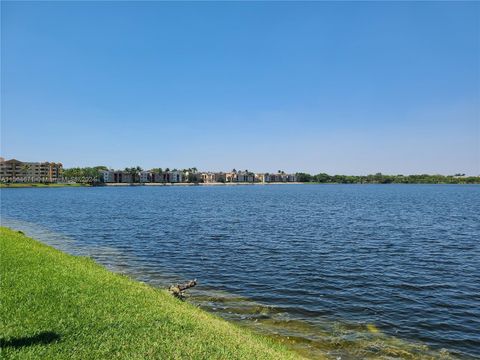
top-left (295, 172), bottom-right (480, 184)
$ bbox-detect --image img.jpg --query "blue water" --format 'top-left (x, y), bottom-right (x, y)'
top-left (1, 185), bottom-right (479, 359)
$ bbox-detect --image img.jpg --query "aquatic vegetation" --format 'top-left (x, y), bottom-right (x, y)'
top-left (187, 290), bottom-right (459, 359)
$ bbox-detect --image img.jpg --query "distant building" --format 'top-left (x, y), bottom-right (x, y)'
top-left (152, 170), bottom-right (183, 183)
top-left (100, 170), bottom-right (132, 183)
top-left (101, 169), bottom-right (183, 183)
top-left (201, 172), bottom-right (226, 183)
top-left (240, 171), bottom-right (256, 182)
top-left (0, 158), bottom-right (63, 182)
top-left (169, 170), bottom-right (183, 183)
top-left (222, 170), bottom-right (254, 183)
top-left (225, 171), bottom-right (237, 183)
top-left (256, 173), bottom-right (270, 183)
top-left (256, 173), bottom-right (297, 183)
top-left (100, 170), bottom-right (113, 183)
top-left (139, 171), bottom-right (151, 183)
top-left (287, 174), bottom-right (297, 182)
top-left (150, 171), bottom-right (162, 183)
top-left (201, 172), bottom-right (213, 183)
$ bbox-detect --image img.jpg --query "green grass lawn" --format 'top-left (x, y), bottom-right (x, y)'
top-left (0, 183), bottom-right (89, 188)
top-left (0, 227), bottom-right (302, 359)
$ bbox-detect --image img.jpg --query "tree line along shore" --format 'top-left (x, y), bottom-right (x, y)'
top-left (1, 157), bottom-right (479, 185)
top-left (295, 172), bottom-right (480, 184)
top-left (63, 167), bottom-right (480, 184)
top-left (0, 227), bottom-right (303, 360)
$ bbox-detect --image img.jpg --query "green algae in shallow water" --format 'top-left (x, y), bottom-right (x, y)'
top-left (188, 290), bottom-right (458, 360)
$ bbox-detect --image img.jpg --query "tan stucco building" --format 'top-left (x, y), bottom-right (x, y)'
top-left (0, 158), bottom-right (63, 182)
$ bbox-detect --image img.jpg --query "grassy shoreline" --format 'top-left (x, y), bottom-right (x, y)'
top-left (0, 227), bottom-right (302, 359)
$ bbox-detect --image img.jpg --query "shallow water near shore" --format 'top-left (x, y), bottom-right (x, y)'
top-left (1, 185), bottom-right (479, 359)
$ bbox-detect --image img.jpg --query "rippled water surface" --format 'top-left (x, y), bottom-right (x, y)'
top-left (1, 185), bottom-right (479, 359)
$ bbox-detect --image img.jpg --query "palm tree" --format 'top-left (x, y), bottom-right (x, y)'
top-left (125, 167), bottom-right (141, 183)
top-left (151, 168), bottom-right (162, 182)
top-left (124, 168), bottom-right (131, 182)
top-left (20, 164), bottom-right (31, 181)
top-left (135, 166), bottom-right (143, 182)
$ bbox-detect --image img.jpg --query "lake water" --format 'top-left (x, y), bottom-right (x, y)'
top-left (1, 185), bottom-right (479, 359)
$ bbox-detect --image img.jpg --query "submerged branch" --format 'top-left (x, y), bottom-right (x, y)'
top-left (169, 279), bottom-right (197, 299)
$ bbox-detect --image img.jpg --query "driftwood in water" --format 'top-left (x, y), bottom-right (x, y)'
top-left (169, 279), bottom-right (197, 299)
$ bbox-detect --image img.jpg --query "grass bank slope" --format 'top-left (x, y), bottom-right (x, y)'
top-left (0, 227), bottom-right (302, 359)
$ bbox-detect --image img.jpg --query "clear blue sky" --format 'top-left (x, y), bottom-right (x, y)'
top-left (1, 1), bottom-right (479, 175)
